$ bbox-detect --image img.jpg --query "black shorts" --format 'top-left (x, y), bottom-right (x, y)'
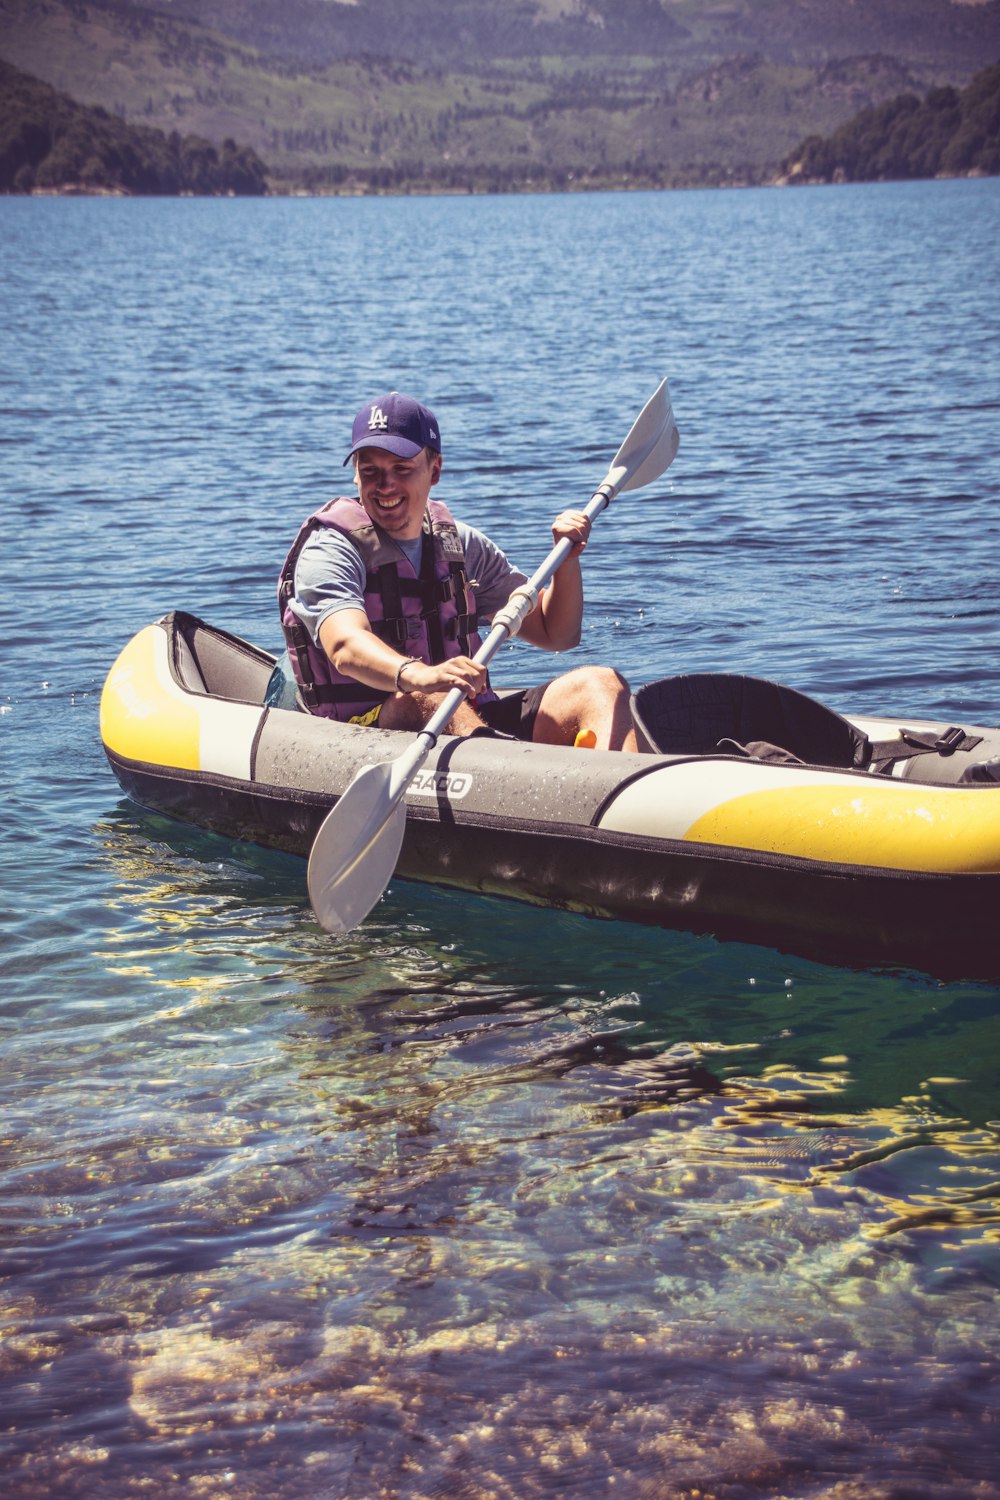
top-left (480, 682), bottom-right (550, 741)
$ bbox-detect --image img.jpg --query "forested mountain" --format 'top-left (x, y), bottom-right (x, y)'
top-left (782, 59), bottom-right (1000, 182)
top-left (2, 0), bottom-right (998, 191)
top-left (55, 0), bottom-right (1000, 73)
top-left (0, 58), bottom-right (267, 192)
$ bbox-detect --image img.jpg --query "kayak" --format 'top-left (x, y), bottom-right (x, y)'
top-left (100, 611), bottom-right (1000, 979)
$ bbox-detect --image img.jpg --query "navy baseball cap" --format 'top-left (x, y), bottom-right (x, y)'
top-left (344, 392), bottom-right (441, 464)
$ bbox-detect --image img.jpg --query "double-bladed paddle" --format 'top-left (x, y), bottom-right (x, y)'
top-left (307, 379), bottom-right (680, 935)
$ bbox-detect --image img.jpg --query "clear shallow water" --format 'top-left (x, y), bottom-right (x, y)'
top-left (2, 182), bottom-right (1000, 1497)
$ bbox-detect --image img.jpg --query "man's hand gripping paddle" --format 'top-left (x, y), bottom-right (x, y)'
top-left (307, 379), bottom-right (680, 935)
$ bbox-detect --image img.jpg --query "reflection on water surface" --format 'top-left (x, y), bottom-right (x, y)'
top-left (2, 815), bottom-right (998, 1498)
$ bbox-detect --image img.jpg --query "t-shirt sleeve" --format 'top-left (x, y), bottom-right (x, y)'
top-left (288, 529), bottom-right (368, 643)
top-left (459, 522), bottom-right (528, 620)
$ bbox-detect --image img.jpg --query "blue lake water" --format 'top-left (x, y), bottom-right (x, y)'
top-left (2, 180), bottom-right (1000, 1497)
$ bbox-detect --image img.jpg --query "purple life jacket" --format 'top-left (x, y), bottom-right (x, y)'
top-left (277, 495), bottom-right (497, 721)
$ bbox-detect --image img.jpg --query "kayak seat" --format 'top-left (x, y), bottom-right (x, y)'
top-left (172, 617), bottom-right (210, 695)
top-left (168, 610), bottom-right (276, 705)
top-left (630, 672), bottom-right (870, 770)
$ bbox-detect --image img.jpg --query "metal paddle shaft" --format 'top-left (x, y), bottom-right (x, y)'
top-left (307, 379), bottom-right (680, 934)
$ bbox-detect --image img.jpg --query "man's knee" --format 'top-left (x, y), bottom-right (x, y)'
top-left (532, 665), bottom-right (631, 745)
top-left (586, 665), bottom-right (630, 696)
top-left (557, 664), bottom-right (630, 704)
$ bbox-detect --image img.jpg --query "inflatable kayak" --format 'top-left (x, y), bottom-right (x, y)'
top-left (100, 611), bottom-right (1000, 979)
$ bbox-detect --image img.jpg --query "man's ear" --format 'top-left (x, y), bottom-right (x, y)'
top-left (429, 454), bottom-right (443, 485)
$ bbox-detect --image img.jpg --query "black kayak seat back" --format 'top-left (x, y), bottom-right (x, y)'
top-left (169, 610), bottom-right (275, 704)
top-left (630, 673), bottom-right (869, 769)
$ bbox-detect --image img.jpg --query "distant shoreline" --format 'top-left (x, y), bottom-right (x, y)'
top-left (11, 167), bottom-right (995, 199)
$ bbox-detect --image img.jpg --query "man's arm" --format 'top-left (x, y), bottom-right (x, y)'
top-left (318, 610), bottom-right (487, 701)
top-left (512, 509), bottom-right (589, 652)
top-left (463, 512), bottom-right (588, 654)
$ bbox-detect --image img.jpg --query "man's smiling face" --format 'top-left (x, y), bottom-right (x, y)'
top-left (353, 446), bottom-right (441, 539)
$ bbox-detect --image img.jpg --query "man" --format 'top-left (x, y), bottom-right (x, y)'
top-left (273, 391), bottom-right (637, 751)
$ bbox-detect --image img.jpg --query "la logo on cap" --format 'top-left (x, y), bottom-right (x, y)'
top-left (368, 405), bottom-right (389, 431)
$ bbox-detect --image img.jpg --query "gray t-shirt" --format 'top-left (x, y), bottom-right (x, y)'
top-left (286, 517), bottom-right (528, 644)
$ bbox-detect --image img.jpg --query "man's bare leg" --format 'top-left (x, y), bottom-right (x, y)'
top-left (531, 666), bottom-right (638, 751)
top-left (379, 689), bottom-right (488, 737)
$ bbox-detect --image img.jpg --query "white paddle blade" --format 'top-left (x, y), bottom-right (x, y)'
top-left (616, 379), bottom-right (681, 493)
top-left (307, 763), bottom-right (408, 934)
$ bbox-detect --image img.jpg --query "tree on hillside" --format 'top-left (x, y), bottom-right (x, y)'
top-left (782, 59), bottom-right (1000, 182)
top-left (0, 59), bottom-right (269, 194)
